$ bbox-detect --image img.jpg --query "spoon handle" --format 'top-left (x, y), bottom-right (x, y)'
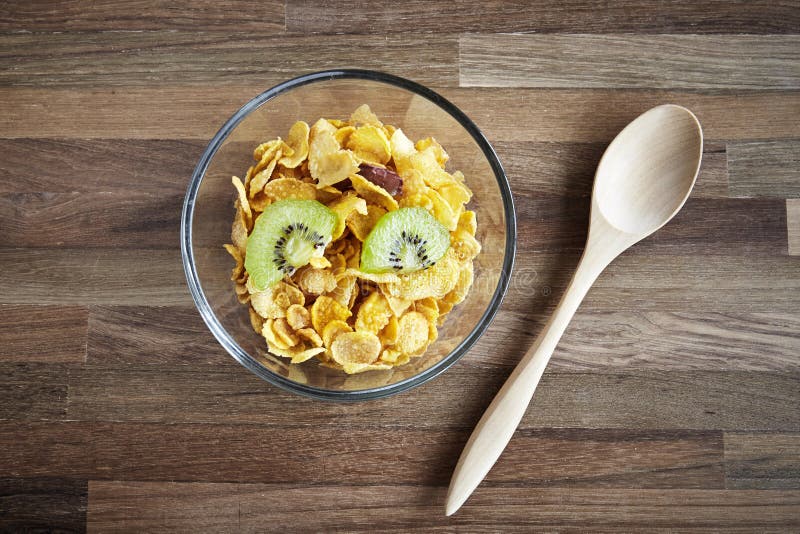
top-left (445, 251), bottom-right (608, 516)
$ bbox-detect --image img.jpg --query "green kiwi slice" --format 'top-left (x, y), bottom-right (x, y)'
top-left (360, 207), bottom-right (450, 274)
top-left (245, 199), bottom-right (337, 290)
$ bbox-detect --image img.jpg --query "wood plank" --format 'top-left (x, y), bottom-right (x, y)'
top-left (0, 32), bottom-right (458, 88)
top-left (0, 138), bottom-right (204, 193)
top-left (1, 249), bottom-right (796, 312)
top-left (504, 252), bottom-right (800, 314)
top-left (66, 365), bottom-right (800, 431)
top-left (0, 363), bottom-right (68, 420)
top-left (0, 305), bottom-right (87, 363)
top-left (725, 433), bottom-right (800, 489)
top-left (0, 248), bottom-right (189, 306)
top-left (4, 87), bottom-right (798, 142)
top-left (473, 310), bottom-right (800, 371)
top-left (789, 199), bottom-right (800, 256)
top-left (444, 89), bottom-right (800, 143)
top-left (515, 196), bottom-right (787, 255)
top-left (460, 34), bottom-right (800, 90)
top-left (88, 482), bottom-right (800, 532)
top-left (497, 141), bottom-right (728, 199)
top-left (0, 193), bottom-right (781, 254)
top-left (0, 477), bottom-right (86, 533)
top-left (90, 305), bottom-right (800, 372)
top-left (287, 0), bottom-right (800, 34)
top-left (0, 192), bottom-right (183, 248)
top-left (728, 140), bottom-right (800, 198)
top-left (87, 306), bottom-right (224, 365)
top-left (0, 0), bottom-right (284, 31)
top-left (0, 192), bottom-right (182, 248)
top-left (0, 422), bottom-right (723, 488)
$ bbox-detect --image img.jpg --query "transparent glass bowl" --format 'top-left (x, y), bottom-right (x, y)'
top-left (181, 70), bottom-right (516, 400)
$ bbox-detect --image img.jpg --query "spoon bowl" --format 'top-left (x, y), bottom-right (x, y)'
top-left (594, 104), bottom-right (703, 237)
top-left (445, 104), bottom-right (703, 516)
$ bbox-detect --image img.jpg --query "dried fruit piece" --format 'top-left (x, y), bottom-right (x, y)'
top-left (358, 164), bottom-right (403, 196)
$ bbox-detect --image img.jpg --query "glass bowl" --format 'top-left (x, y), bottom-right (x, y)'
top-left (181, 70), bottom-right (515, 400)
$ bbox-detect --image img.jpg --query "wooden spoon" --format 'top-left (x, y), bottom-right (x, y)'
top-left (445, 104), bottom-right (703, 516)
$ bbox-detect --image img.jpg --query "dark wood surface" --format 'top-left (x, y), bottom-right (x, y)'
top-left (1, 2), bottom-right (799, 532)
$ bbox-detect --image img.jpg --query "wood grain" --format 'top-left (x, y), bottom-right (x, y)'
top-left (515, 196), bottom-right (787, 254)
top-left (65, 365), bottom-right (800, 431)
top-left (87, 482), bottom-right (800, 532)
top-left (4, 87), bottom-right (800, 142)
top-left (0, 194), bottom-right (781, 253)
top-left (475, 310), bottom-right (800, 371)
top-left (460, 34), bottom-right (800, 89)
top-left (87, 306), bottom-right (224, 365)
top-left (498, 141), bottom-right (728, 199)
top-left (0, 192), bottom-right (182, 248)
top-left (0, 477), bottom-right (86, 533)
top-left (2, 249), bottom-right (797, 311)
top-left (725, 433), bottom-right (800, 489)
top-left (0, 248), bottom-right (189, 305)
top-left (0, 138), bottom-right (205, 194)
top-left (1, 1), bottom-right (798, 529)
top-left (728, 140), bottom-right (800, 198)
top-left (287, 0), bottom-right (800, 34)
top-left (0, 0), bottom-right (285, 31)
top-left (0, 422), bottom-right (723, 488)
top-left (504, 252), bottom-right (800, 314)
top-left (788, 199), bottom-right (800, 256)
top-left (88, 306), bottom-right (800, 372)
top-left (0, 363), bottom-right (68, 420)
top-left (444, 89), bottom-right (800, 143)
top-left (0, 305), bottom-right (87, 363)
top-left (0, 32), bottom-right (458, 88)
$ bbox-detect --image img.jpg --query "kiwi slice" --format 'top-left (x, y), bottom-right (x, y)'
top-left (245, 199), bottom-right (337, 290)
top-left (360, 207), bottom-right (450, 274)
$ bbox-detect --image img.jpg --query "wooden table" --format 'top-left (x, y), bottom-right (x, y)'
top-left (2, 2), bottom-right (799, 531)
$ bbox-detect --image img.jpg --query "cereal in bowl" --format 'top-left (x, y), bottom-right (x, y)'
top-left (224, 105), bottom-right (480, 374)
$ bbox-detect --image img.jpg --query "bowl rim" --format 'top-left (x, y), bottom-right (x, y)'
top-left (181, 69), bottom-right (516, 401)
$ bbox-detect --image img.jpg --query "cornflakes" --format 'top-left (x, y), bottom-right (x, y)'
top-left (226, 105), bottom-right (481, 374)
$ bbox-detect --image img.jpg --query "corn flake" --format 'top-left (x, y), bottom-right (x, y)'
top-left (286, 304), bottom-right (310, 330)
top-left (297, 327), bottom-right (323, 347)
top-left (263, 177), bottom-right (317, 201)
top-left (349, 173), bottom-right (399, 211)
top-left (311, 294), bottom-right (352, 333)
top-left (278, 121), bottom-right (310, 169)
top-left (395, 311), bottom-right (430, 355)
top-left (331, 331), bottom-right (382, 365)
top-left (327, 193), bottom-right (368, 240)
top-left (321, 319), bottom-right (353, 348)
top-left (309, 119), bottom-right (359, 187)
top-left (347, 125), bottom-right (391, 165)
top-left (383, 249), bottom-right (460, 300)
top-left (355, 292), bottom-right (393, 334)
top-left (296, 266), bottom-right (337, 295)
top-left (346, 204), bottom-right (386, 242)
top-left (350, 104), bottom-right (383, 127)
